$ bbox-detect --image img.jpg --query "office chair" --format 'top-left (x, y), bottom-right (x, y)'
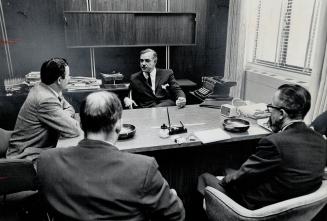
top-left (204, 180), bottom-right (327, 221)
top-left (0, 159), bottom-right (37, 201)
top-left (0, 128), bottom-right (12, 158)
top-left (0, 158), bottom-right (42, 220)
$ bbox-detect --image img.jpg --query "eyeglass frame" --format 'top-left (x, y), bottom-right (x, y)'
top-left (266, 103), bottom-right (294, 114)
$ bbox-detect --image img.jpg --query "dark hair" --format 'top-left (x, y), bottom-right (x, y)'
top-left (80, 91), bottom-right (122, 136)
top-left (277, 84), bottom-right (311, 119)
top-left (40, 58), bottom-right (68, 85)
top-left (140, 48), bottom-right (158, 63)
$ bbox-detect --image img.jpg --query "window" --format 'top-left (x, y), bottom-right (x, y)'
top-left (247, 0), bottom-right (320, 75)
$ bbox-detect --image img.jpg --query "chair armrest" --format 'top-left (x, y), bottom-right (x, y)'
top-left (204, 180), bottom-right (327, 219)
top-left (323, 167), bottom-right (327, 180)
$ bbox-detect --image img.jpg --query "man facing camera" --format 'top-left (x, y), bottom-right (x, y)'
top-left (37, 91), bottom-right (185, 221)
top-left (198, 84), bottom-right (327, 210)
top-left (124, 48), bottom-right (186, 108)
top-left (7, 58), bottom-right (80, 163)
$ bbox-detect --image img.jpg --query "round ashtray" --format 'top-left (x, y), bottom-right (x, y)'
top-left (118, 124), bottom-right (136, 140)
top-left (223, 118), bottom-right (250, 133)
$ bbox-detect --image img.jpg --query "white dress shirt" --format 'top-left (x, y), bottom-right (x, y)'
top-left (143, 68), bottom-right (156, 93)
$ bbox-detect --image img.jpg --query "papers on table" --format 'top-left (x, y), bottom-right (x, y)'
top-left (194, 128), bottom-right (231, 144)
top-left (256, 118), bottom-right (272, 132)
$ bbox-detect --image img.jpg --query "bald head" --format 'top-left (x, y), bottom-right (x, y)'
top-left (80, 91), bottom-right (122, 135)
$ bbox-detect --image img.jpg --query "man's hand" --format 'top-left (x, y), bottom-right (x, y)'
top-left (124, 97), bottom-right (137, 109)
top-left (170, 188), bottom-right (177, 196)
top-left (176, 97), bottom-right (186, 108)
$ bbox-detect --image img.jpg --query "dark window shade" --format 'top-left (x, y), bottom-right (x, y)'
top-left (64, 11), bottom-right (196, 47)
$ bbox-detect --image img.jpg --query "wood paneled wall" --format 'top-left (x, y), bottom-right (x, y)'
top-left (64, 12), bottom-right (196, 47)
top-left (0, 20), bottom-right (8, 88)
top-left (0, 0), bottom-right (229, 88)
top-left (169, 0), bottom-right (208, 82)
top-left (1, 0), bottom-right (90, 78)
top-left (85, 0), bottom-right (168, 78)
top-left (90, 0), bottom-right (166, 11)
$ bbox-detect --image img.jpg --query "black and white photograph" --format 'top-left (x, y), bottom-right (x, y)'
top-left (0, 0), bottom-right (326, 220)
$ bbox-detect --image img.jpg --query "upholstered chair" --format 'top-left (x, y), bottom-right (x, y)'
top-left (204, 180), bottom-right (327, 221)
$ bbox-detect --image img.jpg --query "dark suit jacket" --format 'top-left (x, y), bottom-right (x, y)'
top-left (221, 122), bottom-right (326, 209)
top-left (311, 111), bottom-right (327, 137)
top-left (130, 69), bottom-right (185, 108)
top-left (7, 83), bottom-right (80, 161)
top-left (37, 139), bottom-right (185, 221)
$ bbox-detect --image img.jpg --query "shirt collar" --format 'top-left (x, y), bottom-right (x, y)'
top-left (143, 68), bottom-right (156, 79)
top-left (45, 84), bottom-right (61, 98)
top-left (281, 120), bottom-right (304, 131)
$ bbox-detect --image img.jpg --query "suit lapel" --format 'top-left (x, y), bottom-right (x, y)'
top-left (136, 71), bottom-right (154, 95)
top-left (154, 69), bottom-right (162, 94)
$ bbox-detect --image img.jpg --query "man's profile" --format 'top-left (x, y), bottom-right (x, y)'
top-left (198, 84), bottom-right (326, 210)
top-left (7, 58), bottom-right (80, 162)
top-left (37, 91), bottom-right (185, 221)
top-left (124, 48), bottom-right (186, 108)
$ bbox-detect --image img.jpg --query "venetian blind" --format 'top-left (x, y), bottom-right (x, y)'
top-left (252, 0), bottom-right (320, 75)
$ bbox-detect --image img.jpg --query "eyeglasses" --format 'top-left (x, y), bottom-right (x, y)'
top-left (267, 104), bottom-right (283, 111)
top-left (267, 103), bottom-right (294, 113)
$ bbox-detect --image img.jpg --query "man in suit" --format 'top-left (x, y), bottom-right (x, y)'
top-left (198, 84), bottom-right (326, 210)
top-left (7, 58), bottom-right (80, 163)
top-left (124, 48), bottom-right (186, 108)
top-left (37, 91), bottom-right (185, 221)
top-left (310, 111), bottom-right (327, 137)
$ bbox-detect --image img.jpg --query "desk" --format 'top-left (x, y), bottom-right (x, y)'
top-left (58, 105), bottom-right (270, 221)
top-left (58, 105), bottom-right (269, 152)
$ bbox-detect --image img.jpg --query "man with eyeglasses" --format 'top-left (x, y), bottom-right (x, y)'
top-left (198, 84), bottom-right (326, 209)
top-left (124, 48), bottom-right (186, 108)
top-left (7, 58), bottom-right (80, 164)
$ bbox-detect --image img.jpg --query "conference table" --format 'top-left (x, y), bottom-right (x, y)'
top-left (58, 105), bottom-right (270, 221)
top-left (58, 105), bottom-right (269, 151)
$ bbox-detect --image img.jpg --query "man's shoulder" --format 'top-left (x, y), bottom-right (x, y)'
top-left (131, 71), bottom-right (142, 80)
top-left (157, 68), bottom-right (173, 75)
top-left (28, 83), bottom-right (57, 101)
top-left (39, 147), bottom-right (64, 159)
top-left (120, 151), bottom-right (157, 169)
top-left (264, 123), bottom-right (325, 144)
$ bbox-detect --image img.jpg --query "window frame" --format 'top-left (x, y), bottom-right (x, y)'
top-left (250, 0), bottom-right (320, 76)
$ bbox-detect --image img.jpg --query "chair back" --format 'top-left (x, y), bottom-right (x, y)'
top-left (0, 128), bottom-right (12, 158)
top-left (204, 180), bottom-right (327, 221)
top-left (0, 159), bottom-right (37, 195)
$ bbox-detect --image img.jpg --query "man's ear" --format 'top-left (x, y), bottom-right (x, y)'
top-left (57, 77), bottom-right (62, 85)
top-left (280, 109), bottom-right (288, 119)
top-left (114, 119), bottom-right (122, 135)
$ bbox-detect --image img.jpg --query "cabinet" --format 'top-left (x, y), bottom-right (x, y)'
top-left (64, 11), bottom-right (196, 47)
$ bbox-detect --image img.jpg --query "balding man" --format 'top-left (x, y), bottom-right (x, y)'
top-left (37, 91), bottom-right (185, 221)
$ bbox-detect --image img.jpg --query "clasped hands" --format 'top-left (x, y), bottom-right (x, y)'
top-left (124, 96), bottom-right (186, 108)
top-left (176, 97), bottom-right (186, 108)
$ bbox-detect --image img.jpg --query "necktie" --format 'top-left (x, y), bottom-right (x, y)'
top-left (147, 74), bottom-right (152, 87)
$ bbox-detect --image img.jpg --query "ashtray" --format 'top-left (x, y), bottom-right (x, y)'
top-left (223, 118), bottom-right (250, 133)
top-left (118, 124), bottom-right (136, 140)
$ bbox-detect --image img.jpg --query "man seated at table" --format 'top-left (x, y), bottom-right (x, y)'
top-left (7, 58), bottom-right (80, 163)
top-left (124, 48), bottom-right (186, 108)
top-left (198, 84), bottom-right (327, 210)
top-left (37, 91), bottom-right (185, 221)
